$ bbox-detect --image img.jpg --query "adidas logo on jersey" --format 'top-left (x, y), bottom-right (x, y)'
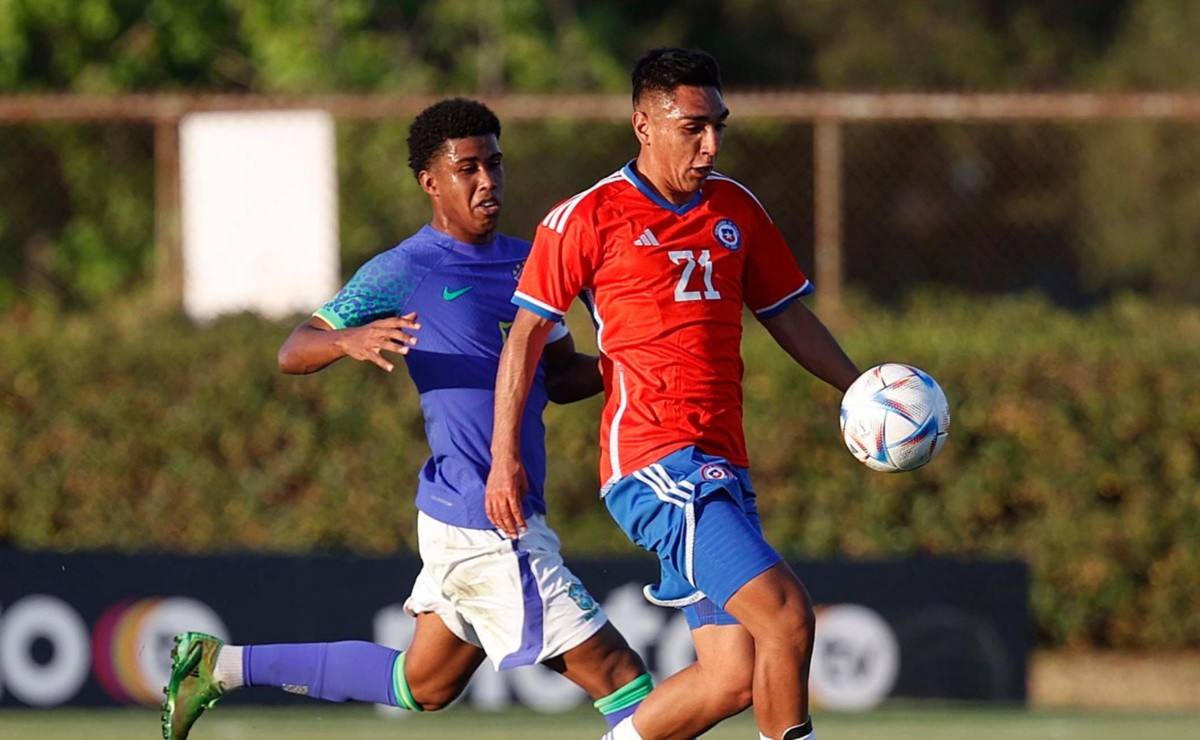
top-left (633, 228), bottom-right (660, 246)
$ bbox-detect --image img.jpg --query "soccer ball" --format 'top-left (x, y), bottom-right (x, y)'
top-left (840, 363), bottom-right (950, 473)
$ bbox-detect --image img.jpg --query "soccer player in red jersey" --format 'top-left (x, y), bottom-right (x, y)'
top-left (486, 49), bottom-right (861, 740)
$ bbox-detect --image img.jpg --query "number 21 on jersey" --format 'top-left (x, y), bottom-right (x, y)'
top-left (668, 249), bottom-right (721, 302)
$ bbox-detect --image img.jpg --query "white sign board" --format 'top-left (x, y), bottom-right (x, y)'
top-left (180, 110), bottom-right (339, 321)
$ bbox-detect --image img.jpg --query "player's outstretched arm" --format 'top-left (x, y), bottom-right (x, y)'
top-left (759, 300), bottom-right (860, 393)
top-left (486, 308), bottom-right (556, 537)
top-left (277, 313), bottom-right (420, 375)
top-left (543, 333), bottom-right (602, 405)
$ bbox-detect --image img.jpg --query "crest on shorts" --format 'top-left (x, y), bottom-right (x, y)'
top-left (567, 579), bottom-right (601, 620)
top-left (700, 463), bottom-right (733, 481)
top-left (713, 219), bottom-right (742, 251)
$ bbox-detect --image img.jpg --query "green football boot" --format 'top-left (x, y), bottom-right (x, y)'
top-left (161, 631), bottom-right (226, 740)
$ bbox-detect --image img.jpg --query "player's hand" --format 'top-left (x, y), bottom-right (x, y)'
top-left (485, 459), bottom-right (529, 539)
top-left (337, 313), bottom-right (420, 372)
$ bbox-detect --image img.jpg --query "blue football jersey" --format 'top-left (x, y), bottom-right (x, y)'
top-left (315, 225), bottom-right (566, 529)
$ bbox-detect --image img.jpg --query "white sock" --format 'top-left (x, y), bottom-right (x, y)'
top-left (213, 644), bottom-right (245, 691)
top-left (601, 716), bottom-right (644, 740)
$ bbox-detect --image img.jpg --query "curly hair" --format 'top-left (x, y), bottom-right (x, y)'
top-left (631, 48), bottom-right (722, 106)
top-left (406, 98), bottom-right (502, 179)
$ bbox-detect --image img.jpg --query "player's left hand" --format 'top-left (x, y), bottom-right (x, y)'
top-left (484, 460), bottom-right (529, 538)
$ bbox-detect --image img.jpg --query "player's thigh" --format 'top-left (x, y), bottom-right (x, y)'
top-left (691, 622), bottom-right (755, 691)
top-left (403, 612), bottom-right (487, 696)
top-left (543, 621), bottom-right (646, 698)
top-left (690, 491), bottom-right (783, 608)
top-left (720, 560), bottom-right (814, 644)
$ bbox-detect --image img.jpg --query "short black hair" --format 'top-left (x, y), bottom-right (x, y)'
top-left (406, 98), bottom-right (501, 179)
top-left (631, 48), bottom-right (722, 106)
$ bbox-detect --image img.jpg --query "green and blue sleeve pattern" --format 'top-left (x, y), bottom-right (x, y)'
top-left (314, 249), bottom-right (424, 329)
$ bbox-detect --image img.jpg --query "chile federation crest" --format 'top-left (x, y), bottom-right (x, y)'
top-left (713, 219), bottom-right (742, 251)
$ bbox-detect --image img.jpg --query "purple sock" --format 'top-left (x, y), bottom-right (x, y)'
top-left (244, 641), bottom-right (400, 705)
top-left (604, 703), bottom-right (638, 728)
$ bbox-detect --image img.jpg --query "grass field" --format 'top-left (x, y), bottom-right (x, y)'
top-left (2, 704), bottom-right (1198, 739)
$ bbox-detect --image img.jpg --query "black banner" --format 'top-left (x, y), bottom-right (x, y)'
top-left (0, 550), bottom-right (1027, 710)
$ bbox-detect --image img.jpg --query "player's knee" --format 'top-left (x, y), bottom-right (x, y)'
top-left (606, 644), bottom-right (650, 686)
top-left (790, 593), bottom-right (817, 647)
top-left (563, 624), bottom-right (649, 695)
top-left (693, 653), bottom-right (753, 715)
top-left (756, 584), bottom-right (815, 655)
top-left (598, 625), bottom-right (643, 664)
top-left (710, 679), bottom-right (753, 716)
top-left (773, 601), bottom-right (815, 655)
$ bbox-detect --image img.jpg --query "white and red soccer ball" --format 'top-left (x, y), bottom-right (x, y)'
top-left (840, 363), bottom-right (950, 473)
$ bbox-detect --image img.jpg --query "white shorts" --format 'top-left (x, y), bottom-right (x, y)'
top-left (403, 512), bottom-right (609, 669)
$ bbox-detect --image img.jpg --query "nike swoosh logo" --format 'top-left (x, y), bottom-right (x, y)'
top-left (442, 286), bottom-right (473, 300)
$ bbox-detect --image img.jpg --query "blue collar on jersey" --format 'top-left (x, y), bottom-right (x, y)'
top-left (621, 160), bottom-right (704, 215)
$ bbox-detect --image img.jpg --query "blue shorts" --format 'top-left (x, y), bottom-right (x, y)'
top-left (603, 446), bottom-right (783, 629)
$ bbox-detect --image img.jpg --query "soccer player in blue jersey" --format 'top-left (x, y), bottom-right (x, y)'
top-left (161, 98), bottom-right (652, 740)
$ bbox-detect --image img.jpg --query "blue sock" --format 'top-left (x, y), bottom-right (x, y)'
top-left (244, 641), bottom-right (400, 706)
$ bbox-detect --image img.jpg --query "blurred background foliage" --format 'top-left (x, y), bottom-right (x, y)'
top-left (2, 0), bottom-right (1200, 649)
top-left (2, 294), bottom-right (1198, 648)
top-left (5, 0), bottom-right (1200, 308)
top-left (2, 0), bottom-right (1187, 94)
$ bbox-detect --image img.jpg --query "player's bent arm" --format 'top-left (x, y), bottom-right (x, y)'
top-left (542, 333), bottom-right (603, 405)
top-left (759, 300), bottom-right (860, 392)
top-left (278, 314), bottom-right (420, 375)
top-left (277, 317), bottom-right (343, 374)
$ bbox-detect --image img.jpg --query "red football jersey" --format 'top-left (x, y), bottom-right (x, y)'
top-left (514, 163), bottom-right (812, 484)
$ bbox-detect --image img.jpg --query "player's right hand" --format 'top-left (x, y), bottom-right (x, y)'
top-left (485, 458), bottom-right (529, 539)
top-left (338, 312), bottom-right (421, 372)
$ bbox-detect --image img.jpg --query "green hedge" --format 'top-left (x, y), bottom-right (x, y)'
top-left (2, 293), bottom-right (1198, 649)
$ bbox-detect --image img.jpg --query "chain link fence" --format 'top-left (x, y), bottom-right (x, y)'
top-left (840, 119), bottom-right (1200, 306)
top-left (3, 94), bottom-right (1200, 311)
